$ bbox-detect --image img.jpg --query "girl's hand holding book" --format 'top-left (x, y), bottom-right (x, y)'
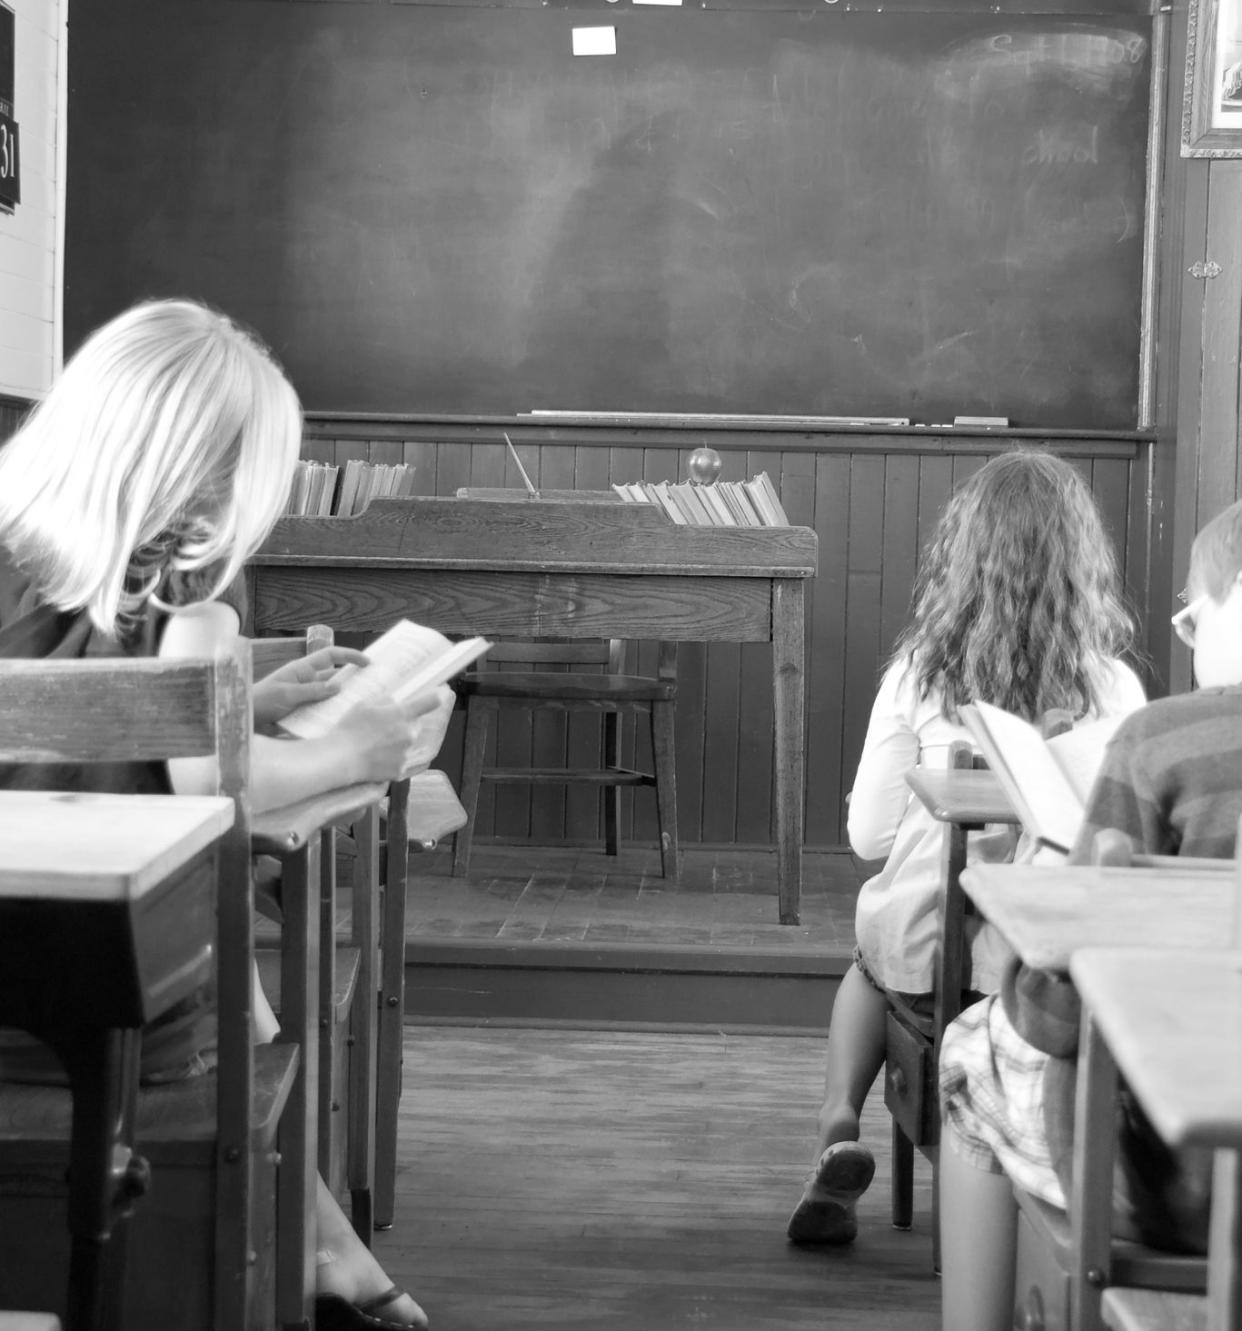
top-left (254, 646), bottom-right (371, 728)
top-left (338, 683), bottom-right (455, 783)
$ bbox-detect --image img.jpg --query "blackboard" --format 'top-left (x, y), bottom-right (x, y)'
top-left (66, 1), bottom-right (1152, 427)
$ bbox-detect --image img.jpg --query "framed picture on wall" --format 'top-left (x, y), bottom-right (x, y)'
top-left (1184, 0), bottom-right (1242, 155)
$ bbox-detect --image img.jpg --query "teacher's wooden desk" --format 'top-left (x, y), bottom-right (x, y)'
top-left (0, 790), bottom-right (232, 1331)
top-left (1071, 948), bottom-right (1242, 1331)
top-left (247, 496), bottom-right (818, 923)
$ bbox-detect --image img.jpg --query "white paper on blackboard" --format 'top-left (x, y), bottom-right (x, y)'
top-left (572, 26), bottom-right (616, 56)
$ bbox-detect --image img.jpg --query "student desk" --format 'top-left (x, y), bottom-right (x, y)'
top-left (0, 790), bottom-right (233, 1331)
top-left (247, 495), bottom-right (819, 923)
top-left (904, 766), bottom-right (1021, 1032)
top-left (1071, 948), bottom-right (1242, 1331)
top-left (905, 767), bottom-right (1016, 829)
top-left (958, 863), bottom-right (1234, 972)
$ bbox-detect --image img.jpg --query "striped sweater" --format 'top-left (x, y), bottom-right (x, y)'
top-left (1004, 686), bottom-right (1242, 1252)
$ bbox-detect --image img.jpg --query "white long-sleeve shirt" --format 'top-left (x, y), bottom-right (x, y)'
top-left (848, 654), bottom-right (1146, 993)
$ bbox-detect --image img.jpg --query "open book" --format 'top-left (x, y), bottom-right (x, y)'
top-left (959, 701), bottom-right (1128, 854)
top-left (278, 620), bottom-right (491, 761)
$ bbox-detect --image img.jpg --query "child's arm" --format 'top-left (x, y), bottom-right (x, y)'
top-left (159, 600), bottom-right (447, 812)
top-left (251, 643), bottom-right (371, 729)
top-left (846, 662), bottom-right (920, 860)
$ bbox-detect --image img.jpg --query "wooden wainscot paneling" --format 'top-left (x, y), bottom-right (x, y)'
top-left (295, 417), bottom-right (1153, 851)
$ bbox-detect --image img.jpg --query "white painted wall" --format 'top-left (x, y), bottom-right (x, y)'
top-left (0, 0), bottom-right (63, 400)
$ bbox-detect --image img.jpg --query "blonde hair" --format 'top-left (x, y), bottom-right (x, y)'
top-left (0, 299), bottom-right (300, 637)
top-left (893, 449), bottom-right (1135, 722)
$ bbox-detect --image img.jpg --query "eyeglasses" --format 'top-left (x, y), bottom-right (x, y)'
top-left (1171, 592), bottom-right (1209, 649)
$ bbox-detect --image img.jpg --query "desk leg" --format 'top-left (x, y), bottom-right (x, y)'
top-left (772, 579), bottom-right (806, 926)
top-left (1208, 1149), bottom-right (1241, 1331)
top-left (66, 1025), bottom-right (143, 1331)
top-left (1069, 1011), bottom-right (1116, 1331)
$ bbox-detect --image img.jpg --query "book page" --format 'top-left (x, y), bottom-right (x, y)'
top-left (279, 619), bottom-right (490, 740)
top-left (961, 701), bottom-right (1084, 853)
top-left (1045, 713), bottom-right (1126, 806)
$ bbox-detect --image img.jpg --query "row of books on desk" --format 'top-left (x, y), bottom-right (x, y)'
top-left (286, 459), bottom-right (417, 517)
top-left (612, 472), bottom-right (790, 526)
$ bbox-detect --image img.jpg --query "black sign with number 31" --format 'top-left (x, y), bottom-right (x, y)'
top-left (0, 3), bottom-right (17, 211)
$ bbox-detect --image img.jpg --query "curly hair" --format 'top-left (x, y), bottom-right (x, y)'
top-left (892, 450), bottom-right (1136, 722)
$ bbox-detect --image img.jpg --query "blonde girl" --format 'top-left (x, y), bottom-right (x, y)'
top-left (787, 449), bottom-right (1145, 1248)
top-left (0, 299), bottom-right (439, 1330)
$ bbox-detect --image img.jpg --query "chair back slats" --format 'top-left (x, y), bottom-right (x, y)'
top-left (250, 624), bottom-right (333, 681)
top-left (0, 658), bottom-right (226, 762)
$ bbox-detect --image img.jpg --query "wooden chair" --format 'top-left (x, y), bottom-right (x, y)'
top-left (888, 710), bottom-right (1072, 1270)
top-left (251, 627), bottom-right (390, 1247)
top-left (252, 628), bottom-right (468, 1237)
top-left (1008, 827), bottom-right (1223, 1331)
top-left (886, 741), bottom-right (998, 1270)
top-left (370, 768), bottom-right (467, 1232)
top-left (451, 638), bottom-right (678, 880)
top-left (0, 645), bottom-right (314, 1331)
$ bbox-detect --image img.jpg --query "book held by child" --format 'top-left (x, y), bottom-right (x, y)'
top-left (279, 619), bottom-right (490, 773)
top-left (959, 700), bottom-right (1129, 855)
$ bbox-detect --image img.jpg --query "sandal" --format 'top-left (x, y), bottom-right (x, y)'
top-left (315, 1287), bottom-right (429, 1331)
top-left (786, 1140), bottom-right (876, 1246)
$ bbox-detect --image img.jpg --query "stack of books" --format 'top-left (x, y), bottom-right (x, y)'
top-left (612, 471), bottom-right (790, 526)
top-left (286, 460), bottom-right (416, 517)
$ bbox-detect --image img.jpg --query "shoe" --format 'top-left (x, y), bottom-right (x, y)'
top-left (315, 1288), bottom-right (429, 1331)
top-left (786, 1140), bottom-right (876, 1245)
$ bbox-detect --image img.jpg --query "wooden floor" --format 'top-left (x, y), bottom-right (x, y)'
top-left (405, 842), bottom-right (865, 951)
top-left (372, 1025), bottom-right (940, 1331)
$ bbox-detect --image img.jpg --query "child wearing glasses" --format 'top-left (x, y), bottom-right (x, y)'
top-left (936, 499), bottom-right (1242, 1331)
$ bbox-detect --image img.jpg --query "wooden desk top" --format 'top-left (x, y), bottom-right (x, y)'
top-left (254, 496), bottom-right (818, 579)
top-left (0, 791), bottom-right (234, 902)
top-left (1071, 947), bottom-right (1242, 1149)
top-left (905, 768), bottom-right (1020, 826)
top-left (960, 863), bottom-right (1234, 971)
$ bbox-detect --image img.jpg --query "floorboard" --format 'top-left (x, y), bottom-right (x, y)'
top-left (373, 1025), bottom-right (941, 1330)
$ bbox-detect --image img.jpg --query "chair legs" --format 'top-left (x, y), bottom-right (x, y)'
top-left (374, 780), bottom-right (411, 1232)
top-left (452, 698), bottom-right (679, 878)
top-left (347, 807), bottom-right (380, 1246)
top-left (603, 712), bottom-right (621, 857)
top-left (275, 835), bottom-right (319, 1331)
top-left (650, 698), bottom-right (679, 880)
top-left (318, 827), bottom-right (338, 1186)
top-left (451, 703), bottom-right (489, 878)
top-left (892, 1119), bottom-right (914, 1231)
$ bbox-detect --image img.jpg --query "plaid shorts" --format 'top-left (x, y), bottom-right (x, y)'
top-left (939, 993), bottom-right (1065, 1210)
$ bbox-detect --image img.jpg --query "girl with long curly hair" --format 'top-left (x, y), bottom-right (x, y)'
top-left (786, 449), bottom-right (1145, 1248)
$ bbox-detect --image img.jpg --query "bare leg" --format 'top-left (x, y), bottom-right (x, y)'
top-left (252, 963), bottom-right (427, 1327)
top-left (814, 963), bottom-right (890, 1155)
top-left (940, 1132), bottom-right (1017, 1331)
top-left (787, 964), bottom-right (888, 1244)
